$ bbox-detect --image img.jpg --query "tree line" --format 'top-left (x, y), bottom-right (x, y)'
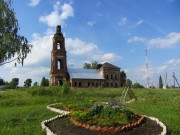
top-left (0, 77), bottom-right (49, 89)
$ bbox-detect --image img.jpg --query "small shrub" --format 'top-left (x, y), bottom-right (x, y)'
top-left (29, 87), bottom-right (53, 96)
top-left (49, 86), bottom-right (62, 91)
top-left (70, 110), bottom-right (89, 122)
top-left (99, 82), bottom-right (105, 89)
top-left (62, 82), bottom-right (70, 94)
top-left (89, 103), bottom-right (104, 116)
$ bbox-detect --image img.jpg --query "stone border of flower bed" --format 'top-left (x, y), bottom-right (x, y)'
top-left (41, 103), bottom-right (70, 135)
top-left (69, 114), bottom-right (145, 133)
top-left (41, 103), bottom-right (167, 135)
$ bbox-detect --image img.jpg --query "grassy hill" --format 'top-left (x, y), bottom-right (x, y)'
top-left (0, 87), bottom-right (179, 135)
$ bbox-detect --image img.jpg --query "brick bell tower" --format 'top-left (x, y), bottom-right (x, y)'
top-left (50, 25), bottom-right (68, 86)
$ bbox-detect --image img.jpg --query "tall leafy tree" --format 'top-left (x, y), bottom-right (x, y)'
top-left (91, 61), bottom-right (98, 69)
top-left (33, 82), bottom-right (38, 86)
top-left (83, 61), bottom-right (100, 69)
top-left (0, 0), bottom-right (32, 66)
top-left (24, 78), bottom-right (32, 87)
top-left (83, 63), bottom-right (91, 69)
top-left (96, 63), bottom-right (103, 70)
top-left (120, 71), bottom-right (126, 87)
top-left (41, 77), bottom-right (46, 86)
top-left (126, 79), bottom-right (132, 88)
top-left (41, 77), bottom-right (49, 86)
top-left (0, 78), bottom-right (5, 85)
top-left (133, 82), bottom-right (144, 88)
top-left (45, 79), bottom-right (49, 86)
top-left (9, 78), bottom-right (19, 88)
top-left (159, 75), bottom-right (163, 88)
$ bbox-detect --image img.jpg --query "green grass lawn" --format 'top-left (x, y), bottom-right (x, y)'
top-left (0, 87), bottom-right (179, 135)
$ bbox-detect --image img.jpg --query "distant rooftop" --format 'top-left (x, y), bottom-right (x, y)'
top-left (68, 68), bottom-right (104, 79)
top-left (101, 62), bottom-right (120, 69)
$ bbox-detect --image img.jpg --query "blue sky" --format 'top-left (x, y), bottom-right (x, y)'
top-left (0, 0), bottom-right (180, 87)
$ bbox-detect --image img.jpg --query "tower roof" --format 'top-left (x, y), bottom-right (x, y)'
top-left (101, 62), bottom-right (120, 69)
top-left (56, 25), bottom-right (61, 33)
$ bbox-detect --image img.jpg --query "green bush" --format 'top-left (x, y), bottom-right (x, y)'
top-left (70, 111), bottom-right (89, 122)
top-left (133, 83), bottom-right (144, 88)
top-left (49, 86), bottom-right (62, 91)
top-left (29, 87), bottom-right (53, 96)
top-left (89, 103), bottom-right (104, 116)
top-left (62, 82), bottom-right (70, 94)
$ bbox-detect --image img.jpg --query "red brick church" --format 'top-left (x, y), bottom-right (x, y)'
top-left (50, 25), bottom-right (121, 87)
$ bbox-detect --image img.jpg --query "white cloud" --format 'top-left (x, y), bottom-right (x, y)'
top-left (165, 59), bottom-right (180, 65)
top-left (39, 2), bottom-right (74, 27)
top-left (66, 38), bottom-right (98, 55)
top-left (148, 32), bottom-right (180, 48)
top-left (93, 53), bottom-right (122, 63)
top-left (87, 21), bottom-right (96, 26)
top-left (60, 3), bottom-right (74, 20)
top-left (125, 65), bottom-right (155, 87)
top-left (65, 38), bottom-right (121, 66)
top-left (1, 31), bottom-right (53, 85)
top-left (118, 17), bottom-right (128, 26)
top-left (157, 65), bottom-right (168, 73)
top-left (136, 20), bottom-right (144, 25)
top-left (163, 59), bottom-right (180, 69)
top-left (126, 58), bottom-right (180, 87)
top-left (128, 32), bottom-right (180, 49)
top-left (24, 33), bottom-right (52, 66)
top-left (128, 36), bottom-right (146, 43)
top-left (28, 0), bottom-right (41, 7)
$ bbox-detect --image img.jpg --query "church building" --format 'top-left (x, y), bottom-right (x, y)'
top-left (50, 25), bottom-right (121, 87)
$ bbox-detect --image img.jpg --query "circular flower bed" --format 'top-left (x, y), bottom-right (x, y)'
top-left (65, 103), bottom-right (145, 133)
top-left (42, 103), bottom-right (167, 135)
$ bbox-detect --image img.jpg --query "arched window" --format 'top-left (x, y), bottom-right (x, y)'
top-left (57, 42), bottom-right (60, 50)
top-left (111, 74), bottom-right (113, 79)
top-left (79, 82), bottom-right (81, 87)
top-left (57, 41), bottom-right (62, 50)
top-left (58, 59), bottom-right (63, 69)
top-left (58, 60), bottom-right (61, 69)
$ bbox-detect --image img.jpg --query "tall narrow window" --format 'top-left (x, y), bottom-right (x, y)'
top-left (111, 74), bottom-right (113, 79)
top-left (75, 82), bottom-right (77, 87)
top-left (106, 74), bottom-right (108, 79)
top-left (58, 60), bottom-right (61, 69)
top-left (79, 82), bottom-right (81, 87)
top-left (58, 59), bottom-right (63, 70)
top-left (57, 42), bottom-right (61, 50)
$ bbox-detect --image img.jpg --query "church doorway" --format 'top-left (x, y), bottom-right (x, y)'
top-left (58, 80), bottom-right (63, 86)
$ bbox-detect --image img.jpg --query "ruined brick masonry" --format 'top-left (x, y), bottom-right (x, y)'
top-left (50, 25), bottom-right (121, 87)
